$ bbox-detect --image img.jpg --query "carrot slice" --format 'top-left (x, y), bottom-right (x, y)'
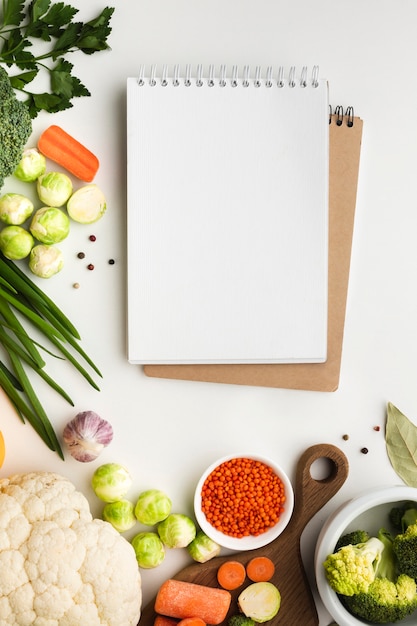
top-left (217, 560), bottom-right (246, 590)
top-left (246, 556), bottom-right (275, 582)
top-left (154, 579), bottom-right (231, 625)
top-left (177, 618), bottom-right (206, 626)
top-left (154, 616), bottom-right (179, 626)
top-left (38, 125), bottom-right (99, 182)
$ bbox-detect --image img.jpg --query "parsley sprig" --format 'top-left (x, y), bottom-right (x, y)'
top-left (0, 0), bottom-right (114, 117)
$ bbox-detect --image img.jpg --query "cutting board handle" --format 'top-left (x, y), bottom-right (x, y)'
top-left (293, 442), bottom-right (349, 531)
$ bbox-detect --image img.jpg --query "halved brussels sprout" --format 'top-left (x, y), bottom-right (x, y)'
top-left (67, 184), bottom-right (106, 224)
top-left (238, 582), bottom-right (281, 622)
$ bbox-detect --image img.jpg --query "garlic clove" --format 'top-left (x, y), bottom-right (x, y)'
top-left (63, 410), bottom-right (113, 462)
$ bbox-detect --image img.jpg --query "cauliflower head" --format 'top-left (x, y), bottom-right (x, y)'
top-left (0, 471), bottom-right (141, 625)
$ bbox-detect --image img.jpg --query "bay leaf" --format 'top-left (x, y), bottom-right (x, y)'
top-left (386, 402), bottom-right (417, 486)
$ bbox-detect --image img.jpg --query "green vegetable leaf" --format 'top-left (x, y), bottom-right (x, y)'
top-left (0, 1), bottom-right (114, 116)
top-left (386, 402), bottom-right (417, 486)
top-left (31, 0), bottom-right (78, 28)
top-left (76, 7), bottom-right (114, 53)
top-left (9, 69), bottom-right (38, 89)
top-left (50, 58), bottom-right (89, 99)
top-left (2, 0), bottom-right (25, 26)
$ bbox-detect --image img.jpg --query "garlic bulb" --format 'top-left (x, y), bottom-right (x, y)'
top-left (63, 411), bottom-right (113, 462)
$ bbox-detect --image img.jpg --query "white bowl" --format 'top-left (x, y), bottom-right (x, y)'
top-left (315, 485), bottom-right (417, 626)
top-left (194, 453), bottom-right (294, 551)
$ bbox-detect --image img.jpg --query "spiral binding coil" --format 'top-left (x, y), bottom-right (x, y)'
top-left (137, 65), bottom-right (321, 89)
top-left (329, 105), bottom-right (355, 127)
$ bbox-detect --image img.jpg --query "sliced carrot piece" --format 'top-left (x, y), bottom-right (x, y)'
top-left (154, 579), bottom-right (231, 625)
top-left (217, 560), bottom-right (246, 590)
top-left (0, 431), bottom-right (5, 468)
top-left (38, 125), bottom-right (99, 182)
top-left (177, 618), bottom-right (206, 626)
top-left (246, 556), bottom-right (275, 582)
top-left (154, 616), bottom-right (179, 626)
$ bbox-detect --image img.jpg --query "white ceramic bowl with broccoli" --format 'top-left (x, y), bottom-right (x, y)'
top-left (315, 485), bottom-right (417, 626)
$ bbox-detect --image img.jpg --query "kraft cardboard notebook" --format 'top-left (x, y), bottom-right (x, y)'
top-left (127, 65), bottom-right (329, 366)
top-left (144, 109), bottom-right (363, 391)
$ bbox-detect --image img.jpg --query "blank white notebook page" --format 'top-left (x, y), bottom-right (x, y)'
top-left (126, 66), bottom-right (329, 364)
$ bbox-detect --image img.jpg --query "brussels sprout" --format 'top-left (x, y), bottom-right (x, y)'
top-left (91, 463), bottom-right (132, 503)
top-left (0, 225), bottom-right (34, 260)
top-left (67, 184), bottom-right (106, 224)
top-left (238, 582), bottom-right (281, 622)
top-left (30, 207), bottom-right (70, 244)
top-left (131, 532), bottom-right (165, 569)
top-left (0, 193), bottom-right (34, 225)
top-left (28, 244), bottom-right (63, 278)
top-left (102, 499), bottom-right (137, 532)
top-left (157, 513), bottom-right (196, 548)
top-left (187, 530), bottom-right (221, 563)
top-left (37, 172), bottom-right (73, 207)
top-left (14, 148), bottom-right (46, 182)
top-left (135, 489), bottom-right (172, 525)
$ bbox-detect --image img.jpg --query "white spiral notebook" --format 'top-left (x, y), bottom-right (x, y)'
top-left (126, 65), bottom-right (329, 365)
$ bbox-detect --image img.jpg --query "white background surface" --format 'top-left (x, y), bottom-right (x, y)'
top-left (1, 1), bottom-right (417, 623)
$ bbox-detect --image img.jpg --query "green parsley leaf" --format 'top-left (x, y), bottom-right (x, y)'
top-left (50, 58), bottom-right (89, 99)
top-left (0, 1), bottom-right (115, 116)
top-left (2, 0), bottom-right (25, 27)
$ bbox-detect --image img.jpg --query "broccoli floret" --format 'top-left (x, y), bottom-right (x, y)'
top-left (335, 529), bottom-right (370, 551)
top-left (0, 66), bottom-right (32, 191)
top-left (340, 574), bottom-right (417, 624)
top-left (389, 502), bottom-right (417, 532)
top-left (393, 525), bottom-right (417, 581)
top-left (334, 529), bottom-right (417, 623)
top-left (228, 615), bottom-right (256, 626)
top-left (323, 535), bottom-right (385, 596)
top-left (388, 503), bottom-right (417, 580)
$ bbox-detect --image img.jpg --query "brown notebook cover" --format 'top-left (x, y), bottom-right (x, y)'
top-left (143, 113), bottom-right (363, 391)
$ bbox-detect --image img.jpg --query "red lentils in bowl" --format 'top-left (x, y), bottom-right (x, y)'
top-left (194, 454), bottom-right (294, 550)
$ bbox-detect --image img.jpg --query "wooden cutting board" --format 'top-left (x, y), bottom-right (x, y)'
top-left (139, 443), bottom-right (349, 626)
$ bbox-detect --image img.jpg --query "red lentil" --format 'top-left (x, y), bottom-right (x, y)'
top-left (200, 457), bottom-right (286, 538)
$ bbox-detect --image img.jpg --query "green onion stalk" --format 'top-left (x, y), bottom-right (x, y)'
top-left (0, 252), bottom-right (102, 459)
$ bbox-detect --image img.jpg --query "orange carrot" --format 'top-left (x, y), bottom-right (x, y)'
top-left (200, 457), bottom-right (286, 538)
top-left (177, 618), bottom-right (206, 626)
top-left (154, 617), bottom-right (179, 626)
top-left (37, 125), bottom-right (99, 182)
top-left (246, 556), bottom-right (275, 582)
top-left (217, 560), bottom-right (246, 590)
top-left (154, 579), bottom-right (231, 625)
